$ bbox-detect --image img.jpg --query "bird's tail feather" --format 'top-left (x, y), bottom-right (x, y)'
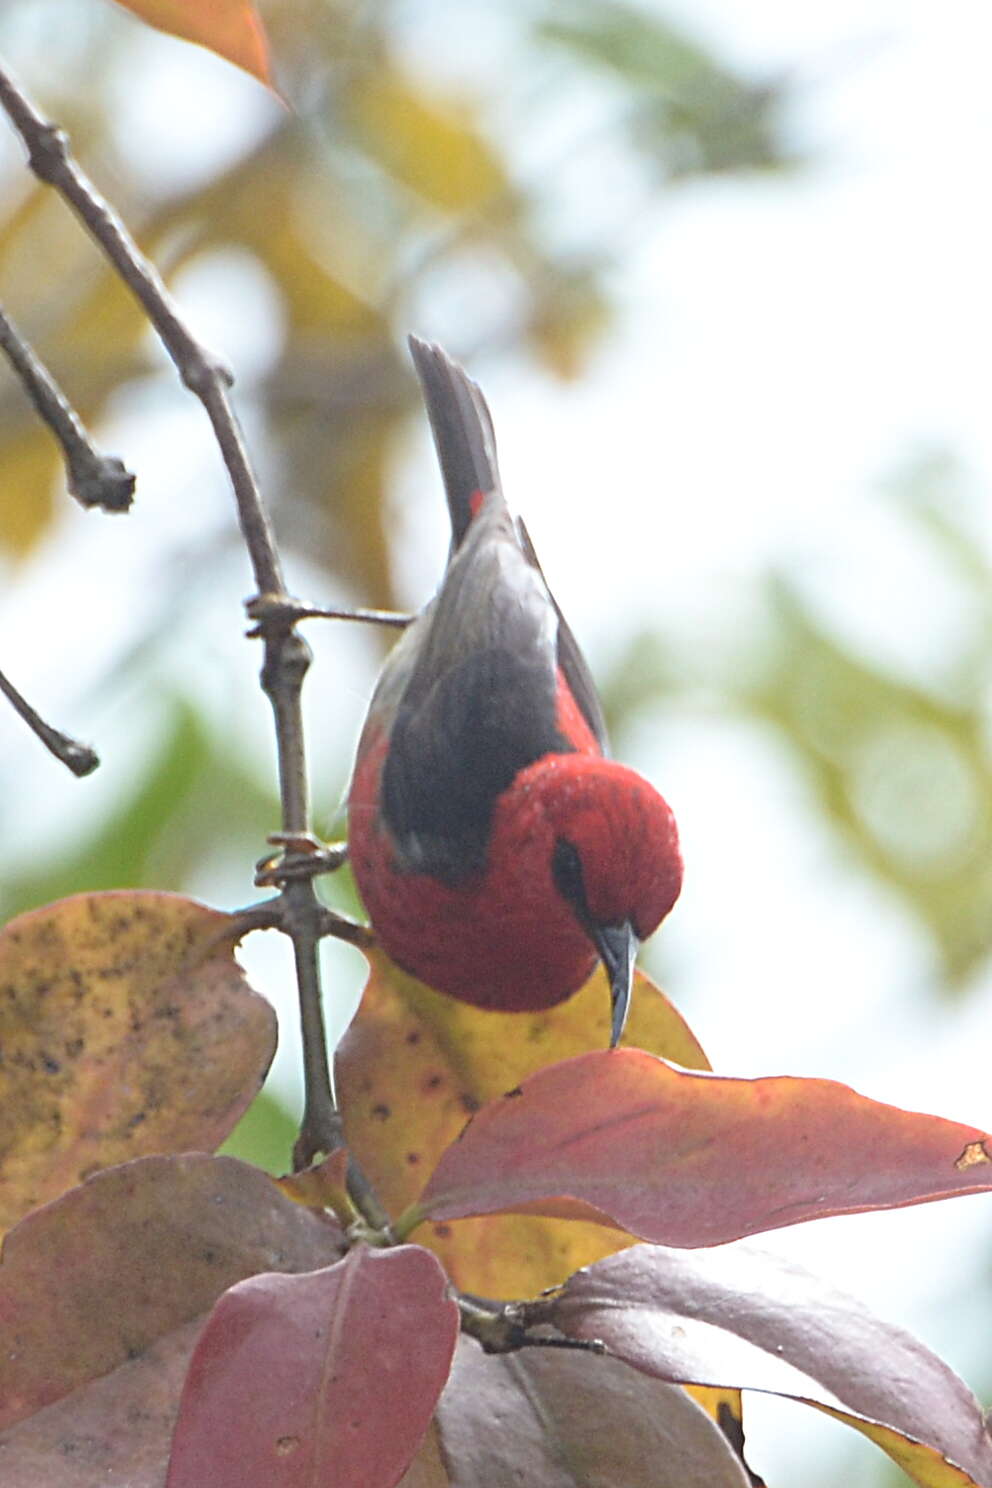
top-left (408, 335), bottom-right (501, 549)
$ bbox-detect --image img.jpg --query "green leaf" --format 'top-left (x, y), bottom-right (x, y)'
top-left (220, 1090), bottom-right (298, 1176)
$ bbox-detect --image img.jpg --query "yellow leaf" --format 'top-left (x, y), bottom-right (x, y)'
top-left (344, 69), bottom-right (506, 210)
top-left (0, 891), bottom-right (276, 1232)
top-left (337, 949), bottom-right (708, 1298)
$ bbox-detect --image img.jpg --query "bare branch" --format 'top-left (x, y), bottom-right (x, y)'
top-left (0, 665), bottom-right (99, 776)
top-left (0, 61), bottom-right (281, 596)
top-left (0, 60), bottom-right (375, 1198)
top-left (0, 300), bottom-right (135, 512)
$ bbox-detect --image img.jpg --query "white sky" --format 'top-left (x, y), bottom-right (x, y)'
top-left (1, 2), bottom-right (991, 1481)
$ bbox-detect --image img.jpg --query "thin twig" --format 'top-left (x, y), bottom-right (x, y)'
top-left (316, 908), bottom-right (376, 950)
top-left (0, 62), bottom-right (376, 1198)
top-left (0, 665), bottom-right (99, 776)
top-left (295, 604), bottom-right (412, 629)
top-left (232, 900), bottom-right (375, 953)
top-left (0, 300), bottom-right (135, 512)
top-left (246, 595), bottom-right (412, 630)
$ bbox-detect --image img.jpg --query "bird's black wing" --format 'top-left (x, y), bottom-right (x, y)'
top-left (515, 517), bottom-right (609, 754)
top-left (409, 336), bottom-right (608, 755)
top-left (383, 338), bottom-right (608, 881)
top-left (381, 497), bottom-right (567, 882)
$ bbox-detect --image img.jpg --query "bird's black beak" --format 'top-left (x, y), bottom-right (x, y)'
top-left (591, 920), bottom-right (638, 1048)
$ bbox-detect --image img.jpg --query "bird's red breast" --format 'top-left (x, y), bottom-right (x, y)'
top-left (348, 727), bottom-right (680, 1011)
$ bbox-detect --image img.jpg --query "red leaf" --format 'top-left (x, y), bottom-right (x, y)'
top-left (166, 1245), bottom-right (459, 1488)
top-left (0, 1154), bottom-right (342, 1429)
top-left (550, 1243), bottom-right (992, 1488)
top-left (0, 1320), bottom-right (202, 1488)
top-left (416, 1050), bottom-right (992, 1246)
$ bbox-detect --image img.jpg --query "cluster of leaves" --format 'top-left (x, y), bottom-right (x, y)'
top-left (2, 891), bottom-right (992, 1484)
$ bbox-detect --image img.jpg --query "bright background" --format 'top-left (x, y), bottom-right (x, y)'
top-left (1, 2), bottom-right (991, 1482)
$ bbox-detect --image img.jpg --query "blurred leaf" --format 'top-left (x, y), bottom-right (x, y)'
top-left (167, 1246), bottom-right (458, 1488)
top-left (0, 426), bottom-right (57, 552)
top-left (0, 29), bottom-right (629, 584)
top-left (599, 629), bottom-right (680, 738)
top-left (1, 696), bottom-right (211, 923)
top-left (338, 950), bottom-right (708, 1298)
top-left (599, 466), bottom-right (992, 997)
top-left (525, 260), bottom-right (612, 378)
top-left (747, 579), bottom-right (992, 982)
top-left (0, 1154), bottom-right (344, 1429)
top-left (343, 68), bottom-right (507, 211)
top-left (543, 0), bottom-right (725, 84)
top-left (553, 1243), bottom-right (992, 1488)
top-left (540, 0), bottom-right (790, 178)
top-left (144, 127), bottom-right (401, 599)
top-left (901, 460), bottom-right (992, 599)
top-left (416, 1336), bottom-right (752, 1487)
top-left (416, 1049), bottom-right (992, 1245)
top-left (0, 891), bottom-right (276, 1230)
top-left (109, 0), bottom-right (274, 87)
top-left (220, 1088), bottom-right (298, 1175)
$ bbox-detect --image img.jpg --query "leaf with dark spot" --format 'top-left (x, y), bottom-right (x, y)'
top-left (0, 893), bottom-right (276, 1230)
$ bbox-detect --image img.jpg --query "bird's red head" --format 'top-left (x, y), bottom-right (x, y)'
top-left (532, 753), bottom-right (682, 939)
top-left (484, 751), bottom-right (682, 1043)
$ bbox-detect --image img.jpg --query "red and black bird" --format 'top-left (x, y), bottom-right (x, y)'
top-left (348, 337), bottom-right (682, 1045)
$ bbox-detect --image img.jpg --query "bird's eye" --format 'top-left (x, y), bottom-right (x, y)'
top-left (552, 837), bottom-right (589, 919)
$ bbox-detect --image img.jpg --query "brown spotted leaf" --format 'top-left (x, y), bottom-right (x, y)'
top-left (416, 1050), bottom-right (992, 1246)
top-left (338, 949), bottom-right (707, 1298)
top-left (550, 1243), bottom-right (992, 1488)
top-left (0, 892), bottom-right (276, 1230)
top-left (0, 1154), bottom-right (344, 1431)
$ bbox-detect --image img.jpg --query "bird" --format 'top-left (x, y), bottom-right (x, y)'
top-left (347, 337), bottom-right (682, 1046)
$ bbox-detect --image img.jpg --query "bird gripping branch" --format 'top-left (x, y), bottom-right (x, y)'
top-left (348, 338), bottom-right (682, 1046)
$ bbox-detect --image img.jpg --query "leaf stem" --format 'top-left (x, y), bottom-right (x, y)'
top-left (390, 1203), bottom-right (427, 1244)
